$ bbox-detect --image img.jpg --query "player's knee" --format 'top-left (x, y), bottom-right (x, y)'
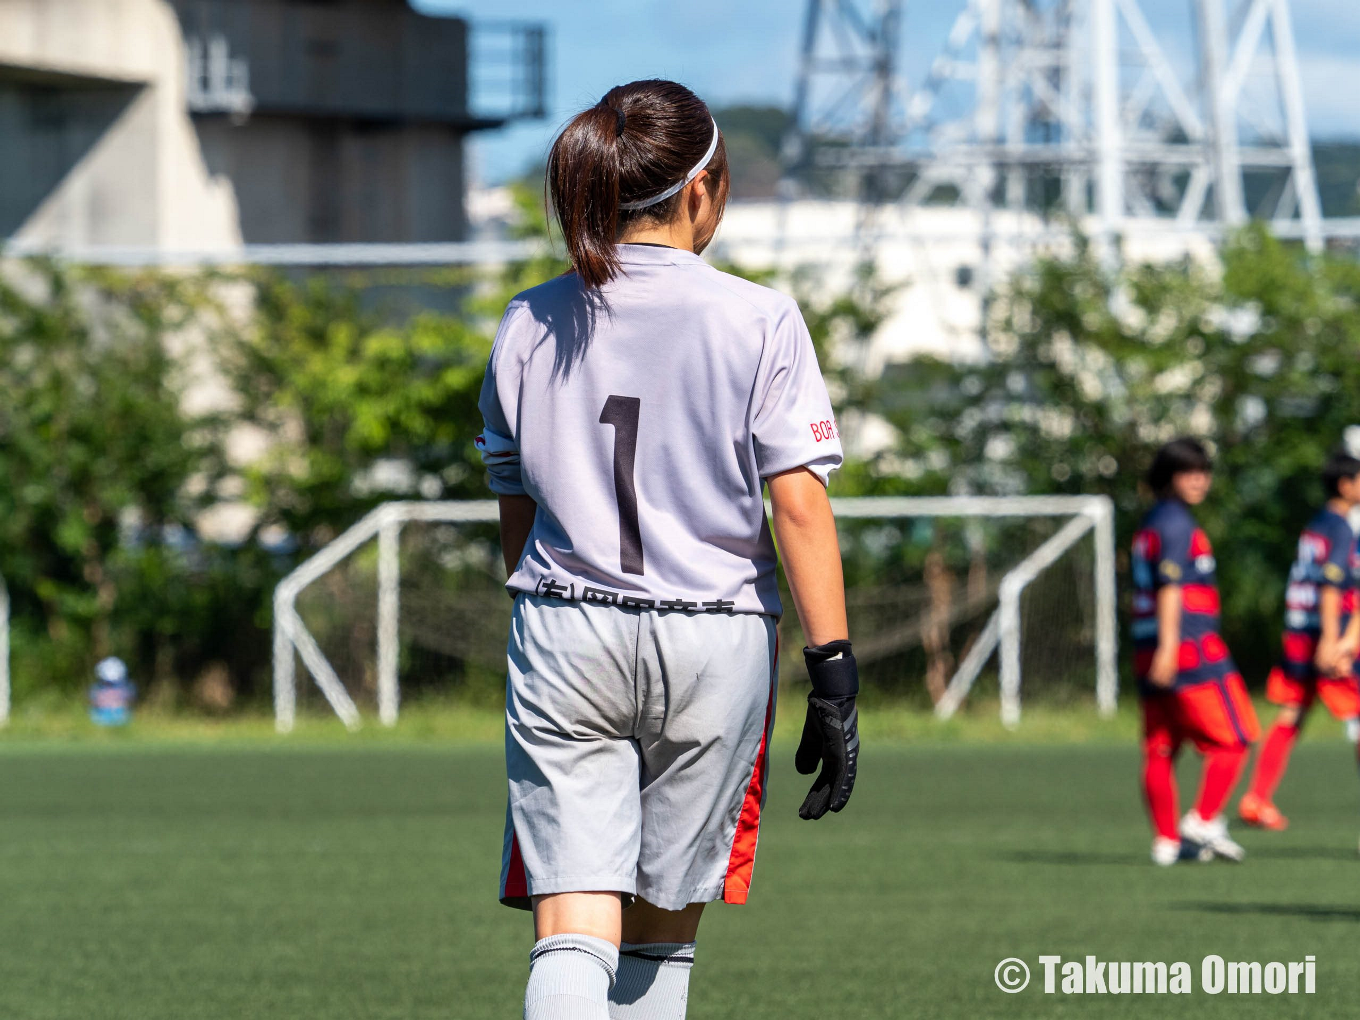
top-left (1276, 703), bottom-right (1304, 729)
top-left (1142, 740), bottom-right (1175, 761)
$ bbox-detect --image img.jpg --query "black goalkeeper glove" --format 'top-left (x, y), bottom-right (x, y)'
top-left (795, 639), bottom-right (860, 820)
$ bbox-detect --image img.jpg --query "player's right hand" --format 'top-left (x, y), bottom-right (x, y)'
top-left (796, 640), bottom-right (860, 820)
top-left (1315, 640), bottom-right (1343, 677)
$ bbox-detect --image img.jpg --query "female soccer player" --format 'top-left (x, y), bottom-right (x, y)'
top-left (476, 80), bottom-right (860, 1020)
top-left (1239, 452), bottom-right (1360, 831)
top-left (1131, 438), bottom-right (1259, 865)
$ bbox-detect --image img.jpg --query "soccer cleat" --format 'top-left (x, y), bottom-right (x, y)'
top-left (1151, 837), bottom-right (1181, 866)
top-left (1238, 793), bottom-right (1289, 831)
top-left (1180, 810), bottom-right (1246, 862)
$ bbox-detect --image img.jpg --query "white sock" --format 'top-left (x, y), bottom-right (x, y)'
top-left (608, 942), bottom-right (696, 1020)
top-left (525, 933), bottom-right (619, 1020)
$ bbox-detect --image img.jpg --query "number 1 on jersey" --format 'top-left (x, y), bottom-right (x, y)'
top-left (599, 395), bottom-right (645, 575)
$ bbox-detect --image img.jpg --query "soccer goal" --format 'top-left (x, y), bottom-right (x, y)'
top-left (272, 495), bottom-right (1117, 733)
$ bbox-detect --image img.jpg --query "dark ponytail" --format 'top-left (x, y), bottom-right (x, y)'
top-left (547, 79), bottom-right (729, 289)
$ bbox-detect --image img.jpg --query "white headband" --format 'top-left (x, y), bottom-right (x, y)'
top-left (619, 118), bottom-right (720, 211)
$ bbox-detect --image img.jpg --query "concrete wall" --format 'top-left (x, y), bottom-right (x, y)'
top-left (168, 0), bottom-right (470, 123)
top-left (0, 70), bottom-right (148, 242)
top-left (194, 118), bottom-right (465, 243)
top-left (0, 0), bottom-right (473, 248)
top-left (0, 0), bottom-right (244, 249)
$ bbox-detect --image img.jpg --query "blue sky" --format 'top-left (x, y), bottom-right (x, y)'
top-left (417, 0), bottom-right (1360, 184)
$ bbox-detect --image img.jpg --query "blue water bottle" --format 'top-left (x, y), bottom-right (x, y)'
top-left (89, 657), bottom-right (136, 727)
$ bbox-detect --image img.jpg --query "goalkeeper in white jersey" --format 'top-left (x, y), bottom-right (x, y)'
top-left (476, 78), bottom-right (859, 1020)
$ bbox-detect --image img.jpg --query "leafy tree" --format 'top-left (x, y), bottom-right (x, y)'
top-left (858, 227), bottom-right (1360, 676)
top-left (219, 273), bottom-right (497, 546)
top-left (0, 261), bottom-right (221, 689)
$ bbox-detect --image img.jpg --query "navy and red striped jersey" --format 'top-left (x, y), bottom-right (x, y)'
top-left (1283, 507), bottom-right (1358, 633)
top-left (1131, 499), bottom-right (1237, 690)
top-left (1276, 506), bottom-right (1359, 679)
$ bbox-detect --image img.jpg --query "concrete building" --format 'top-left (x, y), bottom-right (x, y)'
top-left (0, 0), bottom-right (545, 251)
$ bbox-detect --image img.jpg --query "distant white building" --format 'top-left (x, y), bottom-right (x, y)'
top-left (712, 200), bottom-right (1219, 370)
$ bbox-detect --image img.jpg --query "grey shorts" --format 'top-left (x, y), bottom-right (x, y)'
top-left (500, 593), bottom-right (778, 912)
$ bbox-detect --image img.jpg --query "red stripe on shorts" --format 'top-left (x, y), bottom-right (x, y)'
top-left (723, 635), bottom-right (778, 905)
top-left (504, 832), bottom-right (528, 900)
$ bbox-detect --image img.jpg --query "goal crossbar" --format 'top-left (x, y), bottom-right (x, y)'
top-left (842, 496), bottom-right (1117, 727)
top-left (271, 495), bottom-right (1117, 733)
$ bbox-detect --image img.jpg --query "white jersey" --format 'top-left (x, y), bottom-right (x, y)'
top-left (477, 243), bottom-right (843, 617)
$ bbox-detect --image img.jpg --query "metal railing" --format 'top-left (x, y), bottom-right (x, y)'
top-left (470, 21), bottom-right (549, 123)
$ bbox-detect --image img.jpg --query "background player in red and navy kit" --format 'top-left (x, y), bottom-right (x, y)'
top-left (1132, 438), bottom-right (1260, 865)
top-left (1239, 452), bottom-right (1360, 831)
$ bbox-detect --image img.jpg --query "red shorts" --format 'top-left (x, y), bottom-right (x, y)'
top-left (1142, 674), bottom-right (1260, 754)
top-left (1266, 667), bottom-right (1360, 719)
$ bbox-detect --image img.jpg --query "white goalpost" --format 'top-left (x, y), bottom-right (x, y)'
top-left (272, 495), bottom-right (1118, 733)
top-left (272, 499), bottom-right (501, 733)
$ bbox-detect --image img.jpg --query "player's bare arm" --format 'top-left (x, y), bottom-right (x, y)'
top-left (768, 467), bottom-right (848, 646)
top-left (1150, 584), bottom-right (1182, 688)
top-left (1315, 585), bottom-right (1345, 677)
top-left (769, 467), bottom-right (860, 820)
top-left (497, 494), bottom-right (537, 577)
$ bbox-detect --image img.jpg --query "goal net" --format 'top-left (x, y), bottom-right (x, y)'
top-left (273, 496), bottom-right (1116, 732)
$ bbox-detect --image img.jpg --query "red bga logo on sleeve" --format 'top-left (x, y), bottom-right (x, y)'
top-left (810, 419), bottom-right (840, 443)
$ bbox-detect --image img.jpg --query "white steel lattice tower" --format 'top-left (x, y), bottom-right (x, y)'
top-left (782, 0), bottom-right (1326, 259)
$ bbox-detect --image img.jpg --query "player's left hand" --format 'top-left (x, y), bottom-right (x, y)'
top-left (1315, 640), bottom-right (1344, 677)
top-left (796, 640), bottom-right (860, 820)
top-left (1337, 640), bottom-right (1360, 676)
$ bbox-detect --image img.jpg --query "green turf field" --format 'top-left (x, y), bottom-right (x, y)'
top-left (2, 734), bottom-right (1358, 1019)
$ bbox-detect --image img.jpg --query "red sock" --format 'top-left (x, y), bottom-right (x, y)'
top-left (1249, 722), bottom-right (1299, 803)
top-left (1196, 747), bottom-right (1248, 820)
top-left (1142, 748), bottom-right (1180, 841)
